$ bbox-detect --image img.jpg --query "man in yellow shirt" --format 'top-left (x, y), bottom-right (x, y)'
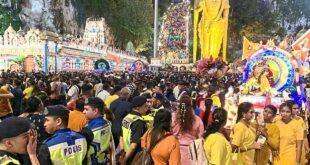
top-left (104, 85), bottom-right (122, 109)
top-left (210, 86), bottom-right (221, 108)
top-left (23, 80), bottom-right (35, 100)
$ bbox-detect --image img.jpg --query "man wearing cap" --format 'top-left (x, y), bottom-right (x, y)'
top-left (141, 92), bottom-right (164, 128)
top-left (38, 105), bottom-right (87, 165)
top-left (0, 117), bottom-right (39, 165)
top-left (120, 96), bottom-right (148, 164)
top-left (83, 97), bottom-right (113, 165)
top-left (151, 92), bottom-right (165, 115)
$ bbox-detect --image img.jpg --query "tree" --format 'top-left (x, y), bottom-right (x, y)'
top-left (0, 6), bottom-right (22, 35)
top-left (108, 0), bottom-right (153, 55)
top-left (227, 0), bottom-right (287, 61)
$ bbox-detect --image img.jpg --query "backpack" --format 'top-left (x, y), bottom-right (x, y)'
top-left (132, 132), bottom-right (171, 165)
top-left (188, 138), bottom-right (208, 165)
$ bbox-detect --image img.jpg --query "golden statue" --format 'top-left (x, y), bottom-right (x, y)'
top-left (194, 0), bottom-right (230, 62)
top-left (242, 61), bottom-right (272, 95)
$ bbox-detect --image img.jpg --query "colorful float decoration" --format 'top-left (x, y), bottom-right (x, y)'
top-left (128, 60), bottom-right (147, 72)
top-left (241, 29), bottom-right (310, 111)
top-left (94, 59), bottom-right (110, 71)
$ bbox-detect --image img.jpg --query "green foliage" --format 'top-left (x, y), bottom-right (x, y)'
top-left (108, 0), bottom-right (153, 54)
top-left (34, 56), bottom-right (43, 68)
top-left (78, 0), bottom-right (154, 57)
top-left (227, 0), bottom-right (309, 61)
top-left (0, 6), bottom-right (22, 35)
top-left (9, 55), bottom-right (26, 67)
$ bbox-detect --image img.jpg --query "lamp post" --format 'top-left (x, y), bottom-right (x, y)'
top-left (43, 40), bottom-right (48, 73)
top-left (153, 0), bottom-right (159, 58)
top-left (54, 42), bottom-right (58, 73)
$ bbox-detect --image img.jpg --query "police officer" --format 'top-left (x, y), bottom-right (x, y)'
top-left (83, 97), bottom-right (113, 165)
top-left (38, 105), bottom-right (87, 165)
top-left (151, 92), bottom-right (165, 115)
top-left (120, 96), bottom-right (148, 165)
top-left (142, 93), bottom-right (162, 128)
top-left (0, 117), bottom-right (39, 165)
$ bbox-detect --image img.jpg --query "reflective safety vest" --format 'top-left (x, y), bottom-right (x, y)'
top-left (122, 114), bottom-right (144, 152)
top-left (44, 128), bottom-right (87, 165)
top-left (87, 116), bottom-right (113, 165)
top-left (0, 155), bottom-right (20, 165)
top-left (142, 105), bottom-right (164, 128)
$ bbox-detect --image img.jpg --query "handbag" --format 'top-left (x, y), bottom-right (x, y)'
top-left (232, 147), bottom-right (243, 165)
top-left (188, 138), bottom-right (208, 165)
top-left (131, 131), bottom-right (171, 165)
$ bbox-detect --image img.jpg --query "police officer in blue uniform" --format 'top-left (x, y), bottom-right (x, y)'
top-left (83, 97), bottom-right (114, 165)
top-left (0, 117), bottom-right (39, 165)
top-left (38, 105), bottom-right (88, 165)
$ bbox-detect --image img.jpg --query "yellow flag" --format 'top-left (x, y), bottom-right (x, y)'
top-left (242, 37), bottom-right (259, 59)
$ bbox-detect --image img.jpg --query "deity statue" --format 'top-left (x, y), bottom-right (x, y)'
top-left (194, 0), bottom-right (230, 62)
top-left (242, 60), bottom-right (273, 95)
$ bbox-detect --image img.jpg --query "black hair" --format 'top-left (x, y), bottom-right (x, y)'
top-left (87, 102), bottom-right (104, 114)
top-left (204, 108), bottom-right (227, 139)
top-left (150, 109), bottom-right (172, 150)
top-left (52, 116), bottom-right (69, 127)
top-left (76, 98), bottom-right (85, 112)
top-left (202, 98), bottom-right (213, 128)
top-left (284, 100), bottom-right (295, 106)
top-left (82, 84), bottom-right (93, 93)
top-left (279, 102), bottom-right (293, 112)
top-left (237, 102), bottom-right (253, 122)
top-left (24, 96), bottom-right (42, 113)
top-left (13, 79), bottom-right (22, 86)
top-left (264, 104), bottom-right (277, 116)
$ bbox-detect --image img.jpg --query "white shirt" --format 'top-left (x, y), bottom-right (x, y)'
top-left (94, 83), bottom-right (103, 96)
top-left (67, 85), bottom-right (79, 102)
top-left (173, 86), bottom-right (180, 99)
top-left (97, 90), bottom-right (110, 102)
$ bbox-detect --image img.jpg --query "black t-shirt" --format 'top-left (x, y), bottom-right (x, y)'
top-left (129, 111), bottom-right (147, 144)
top-left (0, 150), bottom-right (20, 165)
top-left (27, 114), bottom-right (50, 143)
top-left (125, 111), bottom-right (147, 164)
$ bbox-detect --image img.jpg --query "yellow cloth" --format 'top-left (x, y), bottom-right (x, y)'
top-left (23, 87), bottom-right (33, 99)
top-left (0, 85), bottom-right (8, 91)
top-left (211, 94), bottom-right (221, 108)
top-left (293, 116), bottom-right (308, 165)
top-left (255, 123), bottom-right (280, 165)
top-left (68, 110), bottom-right (88, 132)
top-left (273, 119), bottom-right (304, 165)
top-left (194, 0), bottom-right (230, 61)
top-left (204, 132), bottom-right (232, 165)
top-left (104, 95), bottom-right (119, 109)
top-left (231, 122), bottom-right (256, 165)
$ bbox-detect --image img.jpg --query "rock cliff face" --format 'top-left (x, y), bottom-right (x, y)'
top-left (0, 0), bottom-right (86, 35)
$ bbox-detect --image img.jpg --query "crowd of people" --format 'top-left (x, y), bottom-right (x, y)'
top-left (159, 2), bottom-right (190, 64)
top-left (0, 69), bottom-right (310, 165)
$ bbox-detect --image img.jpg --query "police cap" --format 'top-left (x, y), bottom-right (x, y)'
top-left (152, 92), bottom-right (164, 101)
top-left (0, 117), bottom-right (31, 139)
top-left (132, 96), bottom-right (147, 108)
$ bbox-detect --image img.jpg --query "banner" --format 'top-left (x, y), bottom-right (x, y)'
top-left (242, 37), bottom-right (260, 59)
top-left (292, 29), bottom-right (310, 62)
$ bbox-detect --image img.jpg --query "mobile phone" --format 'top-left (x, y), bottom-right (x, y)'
top-left (256, 134), bottom-right (266, 144)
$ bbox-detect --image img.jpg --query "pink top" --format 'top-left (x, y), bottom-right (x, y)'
top-left (171, 111), bottom-right (204, 146)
